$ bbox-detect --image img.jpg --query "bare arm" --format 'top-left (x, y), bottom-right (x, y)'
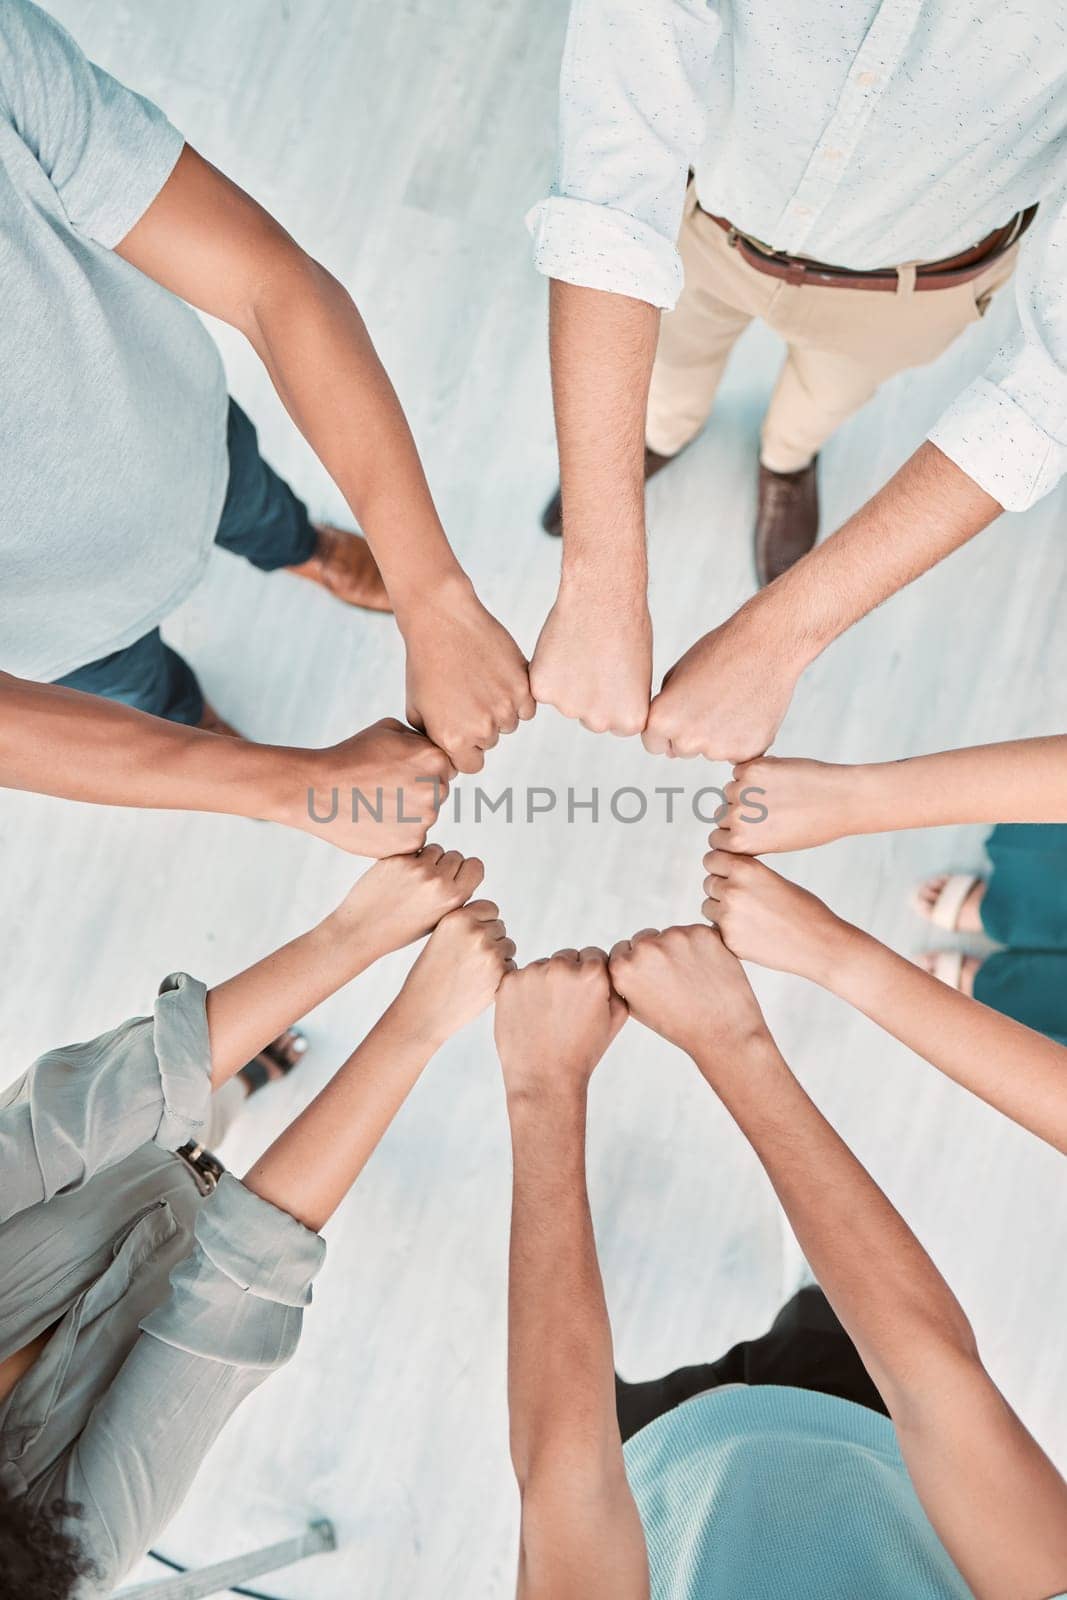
top-left (716, 737), bottom-right (1067, 855)
top-left (610, 926), bottom-right (1067, 1600)
top-left (115, 146), bottom-right (532, 773)
top-left (205, 848), bottom-right (484, 1088)
top-left (0, 674), bottom-right (453, 856)
top-left (244, 899), bottom-right (513, 1231)
top-left (528, 282), bottom-right (657, 737)
top-left (704, 852), bottom-right (1067, 1154)
top-left (644, 442), bottom-right (1003, 762)
top-left (496, 953), bottom-right (647, 1600)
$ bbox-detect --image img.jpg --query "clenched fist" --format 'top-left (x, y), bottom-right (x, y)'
top-left (333, 845), bottom-right (486, 957)
top-left (291, 717), bottom-right (454, 856)
top-left (702, 850), bottom-right (846, 983)
top-left (495, 947), bottom-right (627, 1096)
top-left (609, 924), bottom-right (766, 1062)
top-left (530, 579), bottom-right (652, 737)
top-left (402, 578), bottom-right (535, 774)
top-left (643, 616), bottom-right (801, 762)
top-left (399, 899), bottom-right (516, 1043)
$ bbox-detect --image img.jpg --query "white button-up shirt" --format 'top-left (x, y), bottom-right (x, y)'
top-left (528, 0), bottom-right (1067, 512)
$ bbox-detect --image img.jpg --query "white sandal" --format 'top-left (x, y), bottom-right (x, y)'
top-left (911, 873), bottom-right (984, 933)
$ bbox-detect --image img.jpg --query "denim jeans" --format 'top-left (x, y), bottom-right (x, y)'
top-left (54, 398), bottom-right (317, 724)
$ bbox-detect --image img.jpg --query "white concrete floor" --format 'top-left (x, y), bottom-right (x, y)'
top-left (5, 3), bottom-right (1067, 1596)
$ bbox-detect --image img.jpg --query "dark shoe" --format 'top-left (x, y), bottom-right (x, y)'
top-left (238, 1027), bottom-right (309, 1096)
top-left (540, 447), bottom-right (676, 537)
top-left (288, 524), bottom-right (393, 613)
top-left (754, 458), bottom-right (819, 586)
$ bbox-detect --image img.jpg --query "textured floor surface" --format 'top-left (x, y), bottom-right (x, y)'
top-left (5, 4), bottom-right (1067, 1596)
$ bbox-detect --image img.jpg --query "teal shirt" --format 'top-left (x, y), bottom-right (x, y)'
top-left (624, 1385), bottom-right (973, 1599)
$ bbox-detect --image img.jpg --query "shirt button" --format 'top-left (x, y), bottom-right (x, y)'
top-left (793, 205), bottom-right (812, 217)
top-left (857, 69), bottom-right (879, 85)
top-left (823, 148), bottom-right (843, 162)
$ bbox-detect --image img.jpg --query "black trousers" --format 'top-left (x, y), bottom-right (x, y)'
top-left (616, 1286), bottom-right (888, 1444)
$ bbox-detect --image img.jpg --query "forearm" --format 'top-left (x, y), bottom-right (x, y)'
top-left (694, 1031), bottom-right (977, 1410)
top-left (836, 736), bottom-right (1067, 835)
top-left (506, 1085), bottom-right (620, 1484)
top-left (738, 442), bottom-right (1001, 662)
top-left (0, 673), bottom-right (301, 820)
top-left (242, 999), bottom-right (437, 1231)
top-left (817, 921), bottom-right (1067, 1153)
top-left (245, 253), bottom-right (464, 620)
top-left (549, 280), bottom-right (658, 585)
top-left (205, 908), bottom-right (385, 1090)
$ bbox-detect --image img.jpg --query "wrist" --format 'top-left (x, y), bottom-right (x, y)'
top-left (392, 563), bottom-right (473, 636)
top-left (557, 553), bottom-right (649, 614)
top-left (317, 905), bottom-right (387, 978)
top-left (691, 1024), bottom-right (786, 1099)
top-left (842, 758), bottom-right (916, 836)
top-left (217, 738), bottom-right (310, 829)
top-left (376, 993), bottom-right (448, 1058)
top-left (819, 923), bottom-right (889, 1006)
top-left (736, 579), bottom-right (833, 671)
top-left (503, 1071), bottom-right (589, 1116)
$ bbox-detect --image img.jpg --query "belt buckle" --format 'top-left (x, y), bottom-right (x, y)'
top-left (176, 1140), bottom-right (225, 1197)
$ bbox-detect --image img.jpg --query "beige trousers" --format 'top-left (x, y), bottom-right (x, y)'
top-left (646, 186), bottom-right (1019, 472)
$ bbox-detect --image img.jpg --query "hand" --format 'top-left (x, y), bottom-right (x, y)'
top-left (495, 947), bottom-right (628, 1097)
top-left (709, 756), bottom-right (860, 855)
top-left (530, 576), bottom-right (652, 736)
top-left (642, 614), bottom-right (801, 762)
top-left (287, 717), bottom-right (454, 856)
top-left (608, 924), bottom-right (766, 1062)
top-left (401, 577), bottom-right (535, 773)
top-left (702, 850), bottom-right (846, 982)
top-left (331, 846), bottom-right (485, 958)
top-left (397, 899), bottom-right (516, 1044)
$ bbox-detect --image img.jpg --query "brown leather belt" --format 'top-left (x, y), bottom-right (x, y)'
top-left (702, 204), bottom-right (1037, 291)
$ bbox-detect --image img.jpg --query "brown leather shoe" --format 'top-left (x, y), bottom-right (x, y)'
top-left (287, 524), bottom-right (393, 613)
top-left (541, 447), bottom-right (676, 537)
top-left (754, 458), bottom-right (819, 586)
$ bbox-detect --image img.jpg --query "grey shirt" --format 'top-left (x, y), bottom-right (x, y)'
top-left (0, 0), bottom-right (229, 681)
top-left (0, 972), bottom-right (326, 1597)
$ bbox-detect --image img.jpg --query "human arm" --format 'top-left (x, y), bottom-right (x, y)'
top-left (244, 897), bottom-right (514, 1229)
top-left (114, 146), bottom-right (532, 772)
top-left (609, 925), bottom-right (1067, 1600)
top-left (527, 0), bottom-right (721, 735)
top-left (0, 848), bottom-right (482, 1222)
top-left (643, 443), bottom-right (1003, 761)
top-left (0, 677), bottom-right (454, 855)
top-left (528, 283), bottom-right (656, 736)
top-left (703, 851), bottom-right (1067, 1155)
top-left (204, 846), bottom-right (485, 1087)
top-left (495, 950), bottom-right (645, 1599)
top-left (710, 738), bottom-right (1067, 855)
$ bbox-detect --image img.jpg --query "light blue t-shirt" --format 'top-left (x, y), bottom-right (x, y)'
top-left (624, 1385), bottom-right (974, 1599)
top-left (0, 0), bottom-right (228, 680)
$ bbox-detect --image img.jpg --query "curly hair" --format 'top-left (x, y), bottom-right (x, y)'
top-left (0, 1483), bottom-right (96, 1599)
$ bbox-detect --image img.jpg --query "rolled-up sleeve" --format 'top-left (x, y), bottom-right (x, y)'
top-left (527, 0), bottom-right (722, 310)
top-left (929, 193), bottom-right (1067, 512)
top-left (0, 972), bottom-right (212, 1222)
top-left (44, 1176), bottom-right (326, 1593)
